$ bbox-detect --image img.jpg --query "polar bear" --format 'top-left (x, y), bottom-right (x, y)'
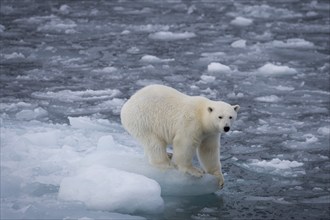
top-left (120, 84), bottom-right (239, 188)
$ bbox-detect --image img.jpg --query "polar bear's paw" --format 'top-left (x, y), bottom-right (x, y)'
top-left (178, 166), bottom-right (204, 178)
top-left (152, 160), bottom-right (175, 170)
top-left (214, 172), bottom-right (225, 189)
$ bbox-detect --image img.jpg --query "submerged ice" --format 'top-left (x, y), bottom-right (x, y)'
top-left (1, 0), bottom-right (329, 219)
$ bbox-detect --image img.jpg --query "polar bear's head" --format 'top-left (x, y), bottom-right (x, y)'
top-left (206, 101), bottom-right (240, 133)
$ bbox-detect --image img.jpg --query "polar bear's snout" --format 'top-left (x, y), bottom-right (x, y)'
top-left (224, 126), bottom-right (230, 132)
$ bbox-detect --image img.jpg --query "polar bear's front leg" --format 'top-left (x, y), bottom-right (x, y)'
top-left (197, 134), bottom-right (224, 188)
top-left (172, 136), bottom-right (204, 178)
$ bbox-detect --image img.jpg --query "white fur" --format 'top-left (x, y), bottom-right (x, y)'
top-left (120, 84), bottom-right (239, 188)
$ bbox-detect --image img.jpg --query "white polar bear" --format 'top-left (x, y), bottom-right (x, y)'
top-left (120, 84), bottom-right (239, 188)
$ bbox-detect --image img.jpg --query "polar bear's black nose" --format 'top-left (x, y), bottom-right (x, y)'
top-left (224, 126), bottom-right (230, 132)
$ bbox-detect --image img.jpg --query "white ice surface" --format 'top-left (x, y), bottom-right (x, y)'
top-left (58, 165), bottom-right (164, 214)
top-left (1, 115), bottom-right (219, 217)
top-left (230, 17), bottom-right (253, 27)
top-left (257, 63), bottom-right (297, 75)
top-left (2, 52), bottom-right (25, 60)
top-left (235, 4), bottom-right (302, 19)
top-left (140, 55), bottom-right (174, 63)
top-left (32, 89), bottom-right (121, 102)
top-left (149, 31), bottom-right (196, 40)
top-left (271, 38), bottom-right (315, 49)
top-left (242, 158), bottom-right (305, 177)
top-left (231, 39), bottom-right (247, 48)
top-left (207, 62), bottom-right (231, 73)
top-left (255, 95), bottom-right (281, 103)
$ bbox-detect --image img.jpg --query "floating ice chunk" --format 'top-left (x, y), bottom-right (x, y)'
top-left (32, 89), bottom-right (121, 102)
top-left (240, 4), bottom-right (302, 19)
top-left (0, 101), bottom-right (33, 112)
top-left (271, 38), bottom-right (315, 49)
top-left (230, 17), bottom-right (253, 27)
top-left (140, 55), bottom-right (162, 63)
top-left (317, 127), bottom-right (330, 136)
top-left (257, 63), bottom-right (297, 75)
top-left (59, 5), bottom-right (70, 14)
top-left (200, 52), bottom-right (226, 62)
top-left (127, 24), bottom-right (170, 33)
top-left (275, 85), bottom-right (295, 91)
top-left (149, 31), bottom-right (196, 40)
top-left (231, 39), bottom-right (246, 48)
top-left (254, 95), bottom-right (281, 103)
top-left (121, 30), bottom-right (130, 34)
top-left (207, 62), bottom-right (231, 73)
top-left (127, 47), bottom-right (140, 54)
top-left (227, 92), bottom-right (244, 98)
top-left (243, 158), bottom-right (305, 177)
top-left (0, 24), bottom-right (5, 32)
top-left (37, 17), bottom-right (77, 33)
top-left (140, 55), bottom-right (174, 63)
top-left (250, 158), bottom-right (303, 169)
top-left (187, 5), bottom-right (197, 14)
top-left (201, 52), bottom-right (225, 58)
top-left (92, 66), bottom-right (117, 73)
top-left (3, 52), bottom-right (25, 59)
top-left (303, 134), bottom-right (318, 143)
top-left (58, 165), bottom-right (164, 214)
top-left (200, 75), bottom-right (215, 83)
top-left (15, 107), bottom-right (48, 120)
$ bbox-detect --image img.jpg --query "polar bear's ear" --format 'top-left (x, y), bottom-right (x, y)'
top-left (233, 105), bottom-right (240, 112)
top-left (208, 107), bottom-right (213, 113)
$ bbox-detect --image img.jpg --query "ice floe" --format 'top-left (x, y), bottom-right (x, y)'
top-left (207, 62), bottom-right (231, 73)
top-left (271, 38), bottom-right (315, 49)
top-left (149, 31), bottom-right (196, 40)
top-left (257, 63), bottom-right (297, 75)
top-left (231, 39), bottom-right (247, 48)
top-left (32, 89), bottom-right (121, 102)
top-left (2, 52), bottom-right (25, 60)
top-left (242, 158), bottom-right (305, 177)
top-left (230, 17), bottom-right (253, 27)
top-left (254, 95), bottom-right (281, 103)
top-left (140, 55), bottom-right (174, 63)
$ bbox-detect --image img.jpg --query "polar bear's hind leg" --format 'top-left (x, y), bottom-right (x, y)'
top-left (140, 135), bottom-right (173, 170)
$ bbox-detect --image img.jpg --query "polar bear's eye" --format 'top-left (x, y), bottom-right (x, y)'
top-left (229, 116), bottom-right (233, 119)
top-left (218, 116), bottom-right (223, 119)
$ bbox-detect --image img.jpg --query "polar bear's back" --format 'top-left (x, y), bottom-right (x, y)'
top-left (121, 85), bottom-right (191, 143)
